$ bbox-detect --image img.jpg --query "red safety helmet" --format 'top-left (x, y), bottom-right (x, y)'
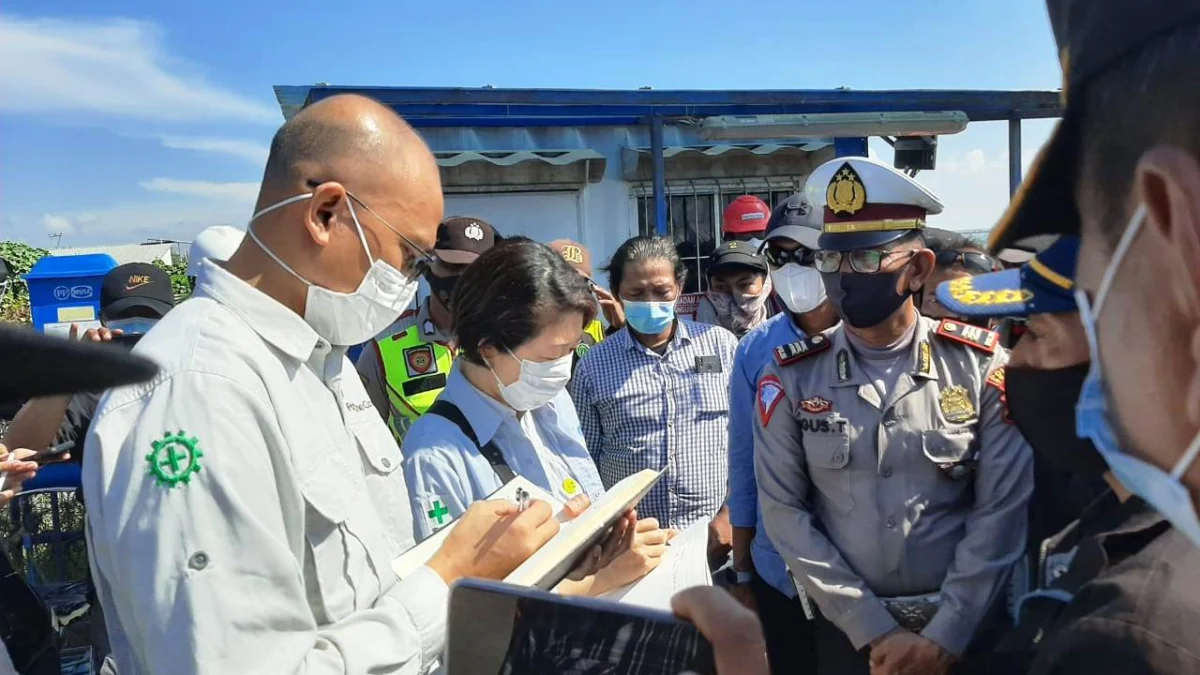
top-left (722, 196), bottom-right (771, 235)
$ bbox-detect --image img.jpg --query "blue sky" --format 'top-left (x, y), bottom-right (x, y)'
top-left (0, 0), bottom-right (1063, 247)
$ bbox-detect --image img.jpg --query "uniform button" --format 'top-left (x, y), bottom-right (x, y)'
top-left (833, 452), bottom-right (844, 463)
top-left (382, 458), bottom-right (392, 469)
top-left (189, 552), bottom-right (209, 571)
top-left (882, 467), bottom-right (893, 478)
top-left (885, 518), bottom-right (896, 530)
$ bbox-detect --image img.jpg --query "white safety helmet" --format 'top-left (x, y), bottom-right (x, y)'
top-left (187, 225), bottom-right (245, 277)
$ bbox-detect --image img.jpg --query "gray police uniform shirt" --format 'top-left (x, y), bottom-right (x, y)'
top-left (355, 297), bottom-right (454, 423)
top-left (754, 316), bottom-right (1033, 656)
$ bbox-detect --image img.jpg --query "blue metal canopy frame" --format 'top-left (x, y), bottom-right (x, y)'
top-left (274, 85), bottom-right (1063, 234)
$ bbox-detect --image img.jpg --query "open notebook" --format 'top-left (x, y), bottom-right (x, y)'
top-left (393, 469), bottom-right (664, 591)
top-left (597, 518), bottom-right (712, 611)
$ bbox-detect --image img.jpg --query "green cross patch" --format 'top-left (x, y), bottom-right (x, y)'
top-left (425, 498), bottom-right (450, 529)
top-left (146, 431), bottom-right (203, 488)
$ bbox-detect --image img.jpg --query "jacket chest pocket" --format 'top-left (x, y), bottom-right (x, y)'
top-left (298, 460), bottom-right (377, 623)
top-left (921, 428), bottom-right (977, 482)
top-left (801, 415), bottom-right (854, 514)
top-left (687, 373), bottom-right (729, 419)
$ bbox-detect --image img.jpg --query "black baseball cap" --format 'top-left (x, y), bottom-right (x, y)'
top-left (988, 1), bottom-right (1200, 252)
top-left (434, 217), bottom-right (500, 266)
top-left (100, 263), bottom-right (175, 319)
top-left (764, 193), bottom-right (822, 250)
top-left (709, 240), bottom-right (768, 275)
top-left (0, 323), bottom-right (159, 402)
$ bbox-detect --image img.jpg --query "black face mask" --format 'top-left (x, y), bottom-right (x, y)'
top-left (425, 272), bottom-right (460, 309)
top-left (1006, 364), bottom-right (1109, 477)
top-left (821, 269), bottom-right (911, 328)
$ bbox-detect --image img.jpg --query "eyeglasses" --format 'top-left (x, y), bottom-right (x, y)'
top-left (307, 180), bottom-right (439, 279)
top-left (762, 245), bottom-right (816, 268)
top-left (935, 250), bottom-right (998, 274)
top-left (814, 248), bottom-right (916, 274)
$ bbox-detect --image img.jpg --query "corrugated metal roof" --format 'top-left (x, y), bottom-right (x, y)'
top-left (626, 142), bottom-right (832, 157)
top-left (50, 244), bottom-right (175, 266)
top-left (433, 149), bottom-right (606, 167)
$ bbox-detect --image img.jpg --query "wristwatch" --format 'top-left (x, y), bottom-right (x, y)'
top-left (725, 568), bottom-right (755, 585)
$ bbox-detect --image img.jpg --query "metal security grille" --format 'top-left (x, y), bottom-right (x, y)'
top-left (635, 181), bottom-right (799, 292)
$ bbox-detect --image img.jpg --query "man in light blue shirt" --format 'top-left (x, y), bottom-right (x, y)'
top-left (726, 194), bottom-right (839, 673)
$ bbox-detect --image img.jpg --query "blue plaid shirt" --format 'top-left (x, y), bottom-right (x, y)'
top-left (569, 319), bottom-right (737, 529)
top-left (728, 312), bottom-right (806, 597)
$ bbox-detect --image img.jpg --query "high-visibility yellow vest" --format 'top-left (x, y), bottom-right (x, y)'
top-left (583, 319), bottom-right (605, 345)
top-left (376, 325), bottom-right (455, 443)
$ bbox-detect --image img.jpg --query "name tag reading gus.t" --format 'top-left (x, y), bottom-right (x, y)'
top-left (695, 355), bottom-right (722, 373)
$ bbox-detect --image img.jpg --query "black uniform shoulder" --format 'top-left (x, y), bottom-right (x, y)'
top-left (773, 328), bottom-right (834, 366)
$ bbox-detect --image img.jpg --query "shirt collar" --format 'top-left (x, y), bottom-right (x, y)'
top-left (623, 319), bottom-right (692, 355)
top-left (192, 258), bottom-right (320, 362)
top-left (829, 318), bottom-right (939, 387)
top-left (441, 365), bottom-right (507, 445)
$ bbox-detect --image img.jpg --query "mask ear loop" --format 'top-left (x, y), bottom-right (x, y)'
top-left (1093, 204), bottom-right (1147, 315)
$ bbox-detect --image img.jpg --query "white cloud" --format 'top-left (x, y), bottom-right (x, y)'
top-left (41, 214), bottom-right (73, 234)
top-left (138, 177), bottom-right (260, 201)
top-left (9, 198), bottom-right (254, 247)
top-left (156, 135), bottom-right (269, 165)
top-left (0, 15), bottom-right (278, 124)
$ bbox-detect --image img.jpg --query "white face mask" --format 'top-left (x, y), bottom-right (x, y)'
top-left (247, 193), bottom-right (421, 346)
top-left (770, 262), bottom-right (826, 314)
top-left (490, 348), bottom-right (573, 412)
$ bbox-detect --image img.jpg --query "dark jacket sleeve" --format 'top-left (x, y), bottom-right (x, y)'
top-left (56, 392), bottom-right (100, 453)
top-left (1028, 616), bottom-right (1200, 675)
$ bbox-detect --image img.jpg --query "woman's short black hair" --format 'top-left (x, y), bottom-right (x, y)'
top-left (453, 237), bottom-right (598, 366)
top-left (601, 236), bottom-right (687, 294)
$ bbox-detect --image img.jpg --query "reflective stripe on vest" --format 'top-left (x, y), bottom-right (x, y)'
top-left (376, 325), bottom-right (455, 441)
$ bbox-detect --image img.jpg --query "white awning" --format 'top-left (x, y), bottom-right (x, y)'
top-left (621, 142), bottom-right (832, 182)
top-left (434, 149), bottom-right (606, 190)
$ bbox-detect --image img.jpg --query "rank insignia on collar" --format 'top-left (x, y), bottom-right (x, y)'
top-left (757, 375), bottom-right (786, 426)
top-left (938, 385), bottom-right (976, 423)
top-left (935, 319), bottom-right (998, 354)
top-left (774, 334), bottom-right (830, 366)
top-left (918, 340), bottom-right (933, 376)
top-left (800, 396), bottom-right (833, 415)
top-left (422, 320), bottom-right (436, 337)
top-left (837, 349), bottom-right (850, 383)
top-left (826, 162), bottom-right (867, 216)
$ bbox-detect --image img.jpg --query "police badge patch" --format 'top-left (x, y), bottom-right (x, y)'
top-left (800, 396), bottom-right (833, 414)
top-left (938, 385), bottom-right (976, 423)
top-left (404, 344), bottom-right (437, 378)
top-left (757, 375), bottom-right (786, 426)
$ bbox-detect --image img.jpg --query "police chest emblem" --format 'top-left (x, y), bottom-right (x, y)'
top-left (800, 396), bottom-right (832, 414)
top-left (938, 385), bottom-right (976, 423)
top-left (404, 344), bottom-right (437, 378)
top-left (826, 162), bottom-right (868, 216)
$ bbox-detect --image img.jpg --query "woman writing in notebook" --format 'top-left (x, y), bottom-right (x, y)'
top-left (401, 237), bottom-right (673, 596)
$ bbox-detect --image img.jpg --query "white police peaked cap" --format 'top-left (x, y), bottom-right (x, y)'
top-left (804, 156), bottom-right (944, 252)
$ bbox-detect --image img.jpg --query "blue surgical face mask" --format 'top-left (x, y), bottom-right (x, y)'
top-left (622, 299), bottom-right (677, 335)
top-left (1075, 203), bottom-right (1200, 547)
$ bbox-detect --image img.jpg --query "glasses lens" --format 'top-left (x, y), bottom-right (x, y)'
top-left (961, 253), bottom-right (995, 273)
top-left (814, 250), bottom-right (842, 273)
top-left (848, 249), bottom-right (884, 273)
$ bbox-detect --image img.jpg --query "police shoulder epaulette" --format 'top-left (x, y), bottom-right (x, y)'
top-left (774, 333), bottom-right (831, 366)
top-left (934, 319), bottom-right (999, 354)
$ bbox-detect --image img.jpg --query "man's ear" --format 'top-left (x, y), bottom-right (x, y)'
top-left (1137, 147), bottom-right (1200, 425)
top-left (477, 340), bottom-right (500, 363)
top-left (304, 182), bottom-right (349, 248)
top-left (907, 249), bottom-right (937, 291)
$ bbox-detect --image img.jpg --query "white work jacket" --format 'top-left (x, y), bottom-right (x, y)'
top-left (82, 259), bottom-right (447, 675)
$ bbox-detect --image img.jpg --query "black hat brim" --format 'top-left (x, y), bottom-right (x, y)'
top-left (988, 112), bottom-right (1081, 253)
top-left (0, 324), bottom-right (159, 402)
top-left (102, 296), bottom-right (174, 320)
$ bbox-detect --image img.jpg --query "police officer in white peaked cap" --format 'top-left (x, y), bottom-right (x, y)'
top-left (753, 156), bottom-right (1033, 675)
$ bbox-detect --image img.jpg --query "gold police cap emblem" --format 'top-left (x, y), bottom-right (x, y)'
top-left (826, 162), bottom-right (868, 216)
top-left (938, 385), bottom-right (976, 423)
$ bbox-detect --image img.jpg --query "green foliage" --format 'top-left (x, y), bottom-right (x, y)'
top-left (152, 254), bottom-right (193, 302)
top-left (0, 241), bottom-right (49, 325)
